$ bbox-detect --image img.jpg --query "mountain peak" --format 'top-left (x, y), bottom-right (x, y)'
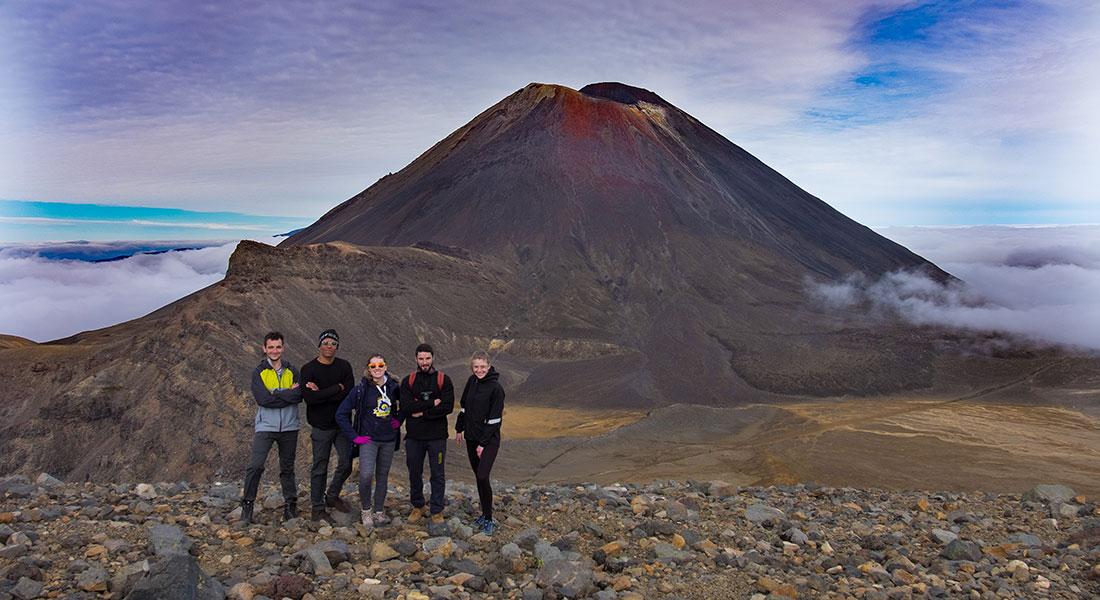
top-left (579, 82), bottom-right (672, 108)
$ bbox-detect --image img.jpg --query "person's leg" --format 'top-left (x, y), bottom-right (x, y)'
top-left (358, 441), bottom-right (379, 511)
top-left (426, 438), bottom-right (447, 516)
top-left (465, 439), bottom-right (483, 514)
top-left (326, 431), bottom-right (354, 507)
top-left (475, 443), bottom-right (500, 521)
top-left (242, 431), bottom-right (276, 502)
top-left (405, 438), bottom-right (427, 509)
top-left (373, 441), bottom-right (396, 514)
top-left (276, 430), bottom-right (299, 515)
top-left (309, 427), bottom-right (336, 513)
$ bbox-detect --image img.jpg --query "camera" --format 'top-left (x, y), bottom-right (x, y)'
top-left (420, 391), bottom-right (432, 402)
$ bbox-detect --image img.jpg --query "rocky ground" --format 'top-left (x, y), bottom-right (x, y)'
top-left (1, 474), bottom-right (1099, 599)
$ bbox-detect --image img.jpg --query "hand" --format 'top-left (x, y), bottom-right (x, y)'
top-left (353, 435), bottom-right (371, 445)
top-left (291, 383), bottom-right (300, 389)
top-left (390, 418), bottom-right (401, 430)
top-left (305, 382), bottom-right (319, 391)
top-left (411, 412), bottom-right (423, 418)
top-left (433, 398), bottom-right (441, 407)
top-left (338, 383), bottom-right (345, 391)
top-left (476, 445), bottom-right (484, 458)
top-left (456, 432), bottom-right (464, 445)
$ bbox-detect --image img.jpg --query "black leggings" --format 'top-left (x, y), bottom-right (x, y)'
top-left (465, 439), bottom-right (499, 519)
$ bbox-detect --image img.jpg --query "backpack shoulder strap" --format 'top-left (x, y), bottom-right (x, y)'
top-left (436, 371), bottom-right (445, 391)
top-left (408, 371), bottom-right (417, 388)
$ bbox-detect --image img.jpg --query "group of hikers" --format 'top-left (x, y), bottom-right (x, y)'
top-left (240, 330), bottom-right (506, 536)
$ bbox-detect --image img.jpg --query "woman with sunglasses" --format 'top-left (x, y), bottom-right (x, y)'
top-left (455, 351), bottom-right (505, 534)
top-left (336, 354), bottom-right (402, 527)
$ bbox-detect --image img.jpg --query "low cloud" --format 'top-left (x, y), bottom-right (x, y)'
top-left (811, 226), bottom-right (1100, 351)
top-left (0, 239), bottom-right (275, 342)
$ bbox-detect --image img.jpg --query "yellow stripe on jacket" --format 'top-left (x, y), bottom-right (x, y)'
top-left (259, 368), bottom-right (294, 391)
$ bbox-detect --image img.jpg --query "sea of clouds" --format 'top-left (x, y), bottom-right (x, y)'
top-left (2, 227), bottom-right (1098, 349)
top-left (0, 239), bottom-right (276, 342)
top-left (815, 225), bottom-right (1100, 351)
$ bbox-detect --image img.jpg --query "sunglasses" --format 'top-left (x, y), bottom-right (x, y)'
top-left (368, 362), bottom-right (386, 369)
top-left (320, 341), bottom-right (338, 347)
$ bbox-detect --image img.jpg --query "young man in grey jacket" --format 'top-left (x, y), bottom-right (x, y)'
top-left (240, 331), bottom-right (302, 525)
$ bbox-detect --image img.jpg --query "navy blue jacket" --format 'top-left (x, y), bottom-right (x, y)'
top-left (335, 374), bottom-right (402, 446)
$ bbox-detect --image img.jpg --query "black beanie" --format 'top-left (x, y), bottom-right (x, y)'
top-left (318, 329), bottom-right (339, 345)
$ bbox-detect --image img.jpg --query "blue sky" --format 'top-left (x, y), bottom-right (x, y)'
top-left (1, 0), bottom-right (1097, 240)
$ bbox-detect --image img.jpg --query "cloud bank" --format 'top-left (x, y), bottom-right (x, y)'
top-left (0, 239), bottom-right (275, 342)
top-left (814, 226), bottom-right (1100, 351)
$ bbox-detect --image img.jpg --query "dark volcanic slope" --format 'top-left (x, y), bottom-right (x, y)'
top-left (288, 82), bottom-right (939, 281)
top-left (286, 83), bottom-right (960, 399)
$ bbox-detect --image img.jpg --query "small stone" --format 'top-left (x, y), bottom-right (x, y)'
top-left (423, 536), bottom-right (453, 557)
top-left (76, 565), bottom-right (110, 592)
top-left (745, 503), bottom-right (785, 524)
top-left (916, 497), bottom-right (930, 512)
top-left (226, 581), bottom-right (254, 598)
top-left (35, 473), bottom-right (63, 488)
top-left (147, 523), bottom-right (193, 556)
top-left (11, 577), bottom-right (43, 600)
top-left (446, 572), bottom-right (475, 586)
top-left (305, 547), bottom-right (333, 576)
top-left (134, 483), bottom-right (157, 499)
top-left (671, 533), bottom-right (686, 549)
top-left (1024, 484), bottom-right (1075, 504)
top-left (931, 528), bottom-right (958, 545)
top-left (84, 544), bottom-right (108, 559)
top-left (371, 541), bottom-right (399, 562)
top-left (941, 539), bottom-right (982, 562)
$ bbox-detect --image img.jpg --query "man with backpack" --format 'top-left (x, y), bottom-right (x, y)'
top-left (399, 343), bottom-right (454, 526)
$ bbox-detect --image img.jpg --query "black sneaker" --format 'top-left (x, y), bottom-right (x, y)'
top-left (311, 509), bottom-right (332, 522)
top-left (283, 502), bottom-right (298, 520)
top-left (326, 496), bottom-right (352, 513)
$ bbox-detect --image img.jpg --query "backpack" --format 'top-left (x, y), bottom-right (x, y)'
top-left (408, 370), bottom-right (445, 393)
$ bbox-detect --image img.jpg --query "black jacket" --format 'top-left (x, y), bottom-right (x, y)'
top-left (455, 367), bottom-right (505, 447)
top-left (300, 357), bottom-right (355, 430)
top-left (399, 368), bottom-right (454, 440)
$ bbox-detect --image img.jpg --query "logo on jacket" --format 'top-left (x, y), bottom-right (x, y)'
top-left (373, 392), bottom-right (392, 418)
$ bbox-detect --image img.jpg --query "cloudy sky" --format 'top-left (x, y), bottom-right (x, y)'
top-left (2, 0), bottom-right (1098, 237)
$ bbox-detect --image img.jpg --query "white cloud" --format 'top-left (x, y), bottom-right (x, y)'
top-left (812, 226), bottom-right (1100, 350)
top-left (0, 238), bottom-right (276, 342)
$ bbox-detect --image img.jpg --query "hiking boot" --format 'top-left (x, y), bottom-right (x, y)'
top-left (408, 506), bottom-right (425, 524)
top-left (311, 509), bottom-right (332, 522)
top-left (326, 495), bottom-right (352, 513)
top-left (480, 518), bottom-right (498, 535)
top-left (239, 500), bottom-right (254, 526)
top-left (372, 511), bottom-right (391, 525)
top-left (431, 512), bottom-right (445, 525)
top-left (361, 512), bottom-right (374, 528)
top-left (283, 502), bottom-right (298, 520)
top-left (472, 515), bottom-right (488, 529)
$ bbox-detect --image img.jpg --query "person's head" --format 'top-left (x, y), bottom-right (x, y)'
top-left (470, 351), bottom-right (490, 380)
top-left (415, 343), bottom-right (434, 372)
top-left (365, 354), bottom-right (387, 383)
top-left (263, 331), bottom-right (284, 362)
top-left (317, 329), bottom-right (339, 359)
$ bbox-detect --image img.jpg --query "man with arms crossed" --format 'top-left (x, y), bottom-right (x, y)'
top-left (300, 329), bottom-right (356, 521)
top-left (240, 331), bottom-right (302, 525)
top-left (400, 343), bottom-right (455, 526)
